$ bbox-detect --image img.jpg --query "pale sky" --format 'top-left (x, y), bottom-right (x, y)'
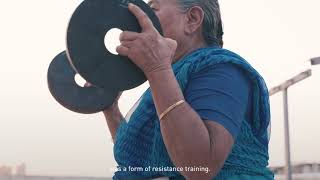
top-left (0, 0), bottom-right (319, 177)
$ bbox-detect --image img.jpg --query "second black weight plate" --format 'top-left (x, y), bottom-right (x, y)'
top-left (66, 0), bottom-right (163, 91)
top-left (47, 51), bottom-right (119, 114)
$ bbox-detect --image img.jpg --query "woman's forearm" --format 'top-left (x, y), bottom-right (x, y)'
top-left (103, 106), bottom-right (125, 143)
top-left (146, 68), bottom-right (214, 179)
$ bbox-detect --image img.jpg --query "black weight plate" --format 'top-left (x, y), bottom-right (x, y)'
top-left (66, 0), bottom-right (163, 91)
top-left (47, 51), bottom-right (119, 114)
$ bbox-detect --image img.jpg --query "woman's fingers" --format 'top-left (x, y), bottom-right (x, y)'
top-left (116, 39), bottom-right (135, 56)
top-left (116, 45), bottom-right (129, 56)
top-left (84, 82), bottom-right (92, 87)
top-left (120, 31), bottom-right (139, 42)
top-left (128, 3), bottom-right (154, 31)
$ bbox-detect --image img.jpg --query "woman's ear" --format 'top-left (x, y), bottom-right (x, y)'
top-left (184, 6), bottom-right (204, 35)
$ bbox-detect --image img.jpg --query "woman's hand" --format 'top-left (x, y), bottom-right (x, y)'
top-left (116, 3), bottom-right (177, 78)
top-left (103, 91), bottom-right (123, 114)
top-left (84, 83), bottom-right (124, 142)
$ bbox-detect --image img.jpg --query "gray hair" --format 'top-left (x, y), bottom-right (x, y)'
top-left (177, 0), bottom-right (224, 47)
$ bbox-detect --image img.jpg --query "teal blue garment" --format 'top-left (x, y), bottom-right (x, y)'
top-left (113, 46), bottom-right (274, 180)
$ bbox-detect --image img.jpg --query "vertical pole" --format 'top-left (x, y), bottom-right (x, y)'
top-left (283, 89), bottom-right (292, 180)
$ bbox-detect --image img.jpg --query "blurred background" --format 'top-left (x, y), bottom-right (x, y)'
top-left (0, 0), bottom-right (319, 179)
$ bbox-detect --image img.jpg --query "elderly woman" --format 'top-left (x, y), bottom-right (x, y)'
top-left (103, 0), bottom-right (274, 179)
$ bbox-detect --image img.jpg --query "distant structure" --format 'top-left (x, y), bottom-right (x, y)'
top-left (0, 175), bottom-right (109, 180)
top-left (0, 166), bottom-right (12, 176)
top-left (16, 163), bottom-right (26, 176)
top-left (0, 163), bottom-right (25, 177)
top-left (0, 163), bottom-right (110, 180)
top-left (271, 162), bottom-right (320, 174)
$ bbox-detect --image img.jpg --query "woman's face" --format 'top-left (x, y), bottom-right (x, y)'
top-left (148, 0), bottom-right (185, 37)
top-left (148, 0), bottom-right (187, 57)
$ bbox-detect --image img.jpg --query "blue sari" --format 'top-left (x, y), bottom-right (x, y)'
top-left (113, 46), bottom-right (274, 180)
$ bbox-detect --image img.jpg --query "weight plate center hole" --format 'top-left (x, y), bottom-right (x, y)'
top-left (104, 28), bottom-right (123, 55)
top-left (74, 74), bottom-right (87, 87)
